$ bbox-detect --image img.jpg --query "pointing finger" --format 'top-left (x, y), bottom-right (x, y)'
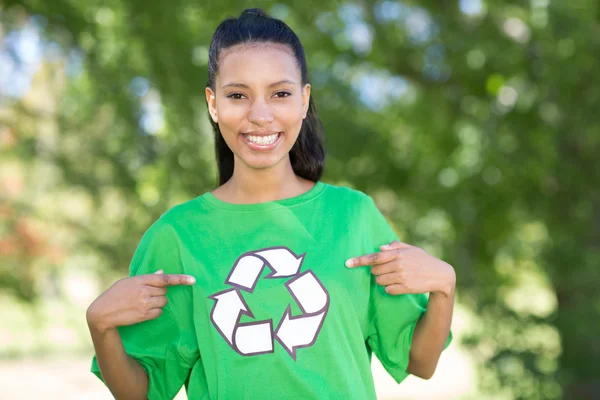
top-left (144, 273), bottom-right (196, 286)
top-left (346, 250), bottom-right (397, 268)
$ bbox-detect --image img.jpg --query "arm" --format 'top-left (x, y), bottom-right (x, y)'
top-left (86, 271), bottom-right (195, 399)
top-left (88, 323), bottom-right (149, 400)
top-left (347, 241), bottom-right (455, 381)
top-left (407, 283), bottom-right (455, 379)
top-left (350, 195), bottom-right (455, 382)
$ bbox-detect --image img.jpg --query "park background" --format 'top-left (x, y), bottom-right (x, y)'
top-left (1, 0), bottom-right (598, 399)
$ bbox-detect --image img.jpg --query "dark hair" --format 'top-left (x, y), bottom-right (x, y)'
top-left (207, 8), bottom-right (326, 185)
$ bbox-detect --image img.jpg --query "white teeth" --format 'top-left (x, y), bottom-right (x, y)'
top-left (244, 133), bottom-right (279, 145)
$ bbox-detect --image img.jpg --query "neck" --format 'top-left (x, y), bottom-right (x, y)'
top-left (218, 156), bottom-right (313, 204)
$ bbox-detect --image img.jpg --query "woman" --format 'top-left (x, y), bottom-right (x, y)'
top-left (86, 8), bottom-right (455, 400)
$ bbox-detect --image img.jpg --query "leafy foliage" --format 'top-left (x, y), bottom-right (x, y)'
top-left (1, 1), bottom-right (599, 398)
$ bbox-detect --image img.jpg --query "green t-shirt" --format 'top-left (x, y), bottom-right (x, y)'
top-left (91, 182), bottom-right (452, 399)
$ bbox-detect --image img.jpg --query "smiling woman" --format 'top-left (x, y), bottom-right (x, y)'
top-left (205, 43), bottom-right (310, 173)
top-left (204, 9), bottom-right (326, 197)
top-left (87, 7), bottom-right (454, 400)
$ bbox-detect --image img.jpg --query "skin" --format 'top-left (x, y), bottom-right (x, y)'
top-left (346, 241), bottom-right (456, 379)
top-left (205, 42), bottom-right (314, 204)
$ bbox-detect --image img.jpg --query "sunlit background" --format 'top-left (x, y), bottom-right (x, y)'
top-left (1, 1), bottom-right (598, 399)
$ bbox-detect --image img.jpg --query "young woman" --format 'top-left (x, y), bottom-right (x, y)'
top-left (86, 8), bottom-right (455, 400)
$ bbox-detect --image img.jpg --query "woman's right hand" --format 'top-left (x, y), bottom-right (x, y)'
top-left (86, 270), bottom-right (196, 334)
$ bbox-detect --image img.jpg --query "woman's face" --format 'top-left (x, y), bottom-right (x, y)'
top-left (205, 43), bottom-right (310, 172)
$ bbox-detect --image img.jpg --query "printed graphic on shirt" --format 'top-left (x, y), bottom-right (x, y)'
top-left (208, 246), bottom-right (330, 360)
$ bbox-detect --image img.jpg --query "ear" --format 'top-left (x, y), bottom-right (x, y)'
top-left (302, 83), bottom-right (311, 119)
top-left (205, 87), bottom-right (218, 123)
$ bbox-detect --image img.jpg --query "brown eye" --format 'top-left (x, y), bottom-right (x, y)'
top-left (227, 93), bottom-right (245, 100)
top-left (274, 91), bottom-right (291, 98)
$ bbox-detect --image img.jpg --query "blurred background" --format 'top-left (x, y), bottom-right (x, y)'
top-left (1, 0), bottom-right (598, 399)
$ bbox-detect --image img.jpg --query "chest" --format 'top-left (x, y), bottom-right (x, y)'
top-left (181, 212), bottom-right (373, 347)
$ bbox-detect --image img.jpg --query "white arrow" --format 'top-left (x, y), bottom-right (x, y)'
top-left (286, 271), bottom-right (329, 313)
top-left (226, 255), bottom-right (265, 291)
top-left (234, 321), bottom-right (274, 355)
top-left (275, 305), bottom-right (326, 360)
top-left (256, 247), bottom-right (305, 278)
top-left (209, 289), bottom-right (252, 345)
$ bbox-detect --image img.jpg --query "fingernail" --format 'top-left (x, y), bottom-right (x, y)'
top-left (381, 244), bottom-right (390, 250)
top-left (187, 276), bottom-right (196, 285)
top-left (345, 259), bottom-right (353, 268)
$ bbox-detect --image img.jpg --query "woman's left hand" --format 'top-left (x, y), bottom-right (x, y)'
top-left (345, 241), bottom-right (456, 297)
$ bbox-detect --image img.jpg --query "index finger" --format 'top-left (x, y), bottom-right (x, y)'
top-left (346, 250), bottom-right (397, 268)
top-left (143, 273), bottom-right (196, 286)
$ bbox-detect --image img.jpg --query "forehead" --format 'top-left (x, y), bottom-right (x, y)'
top-left (217, 43), bottom-right (301, 85)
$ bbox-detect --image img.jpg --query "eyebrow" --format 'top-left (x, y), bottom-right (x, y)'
top-left (221, 79), bottom-right (297, 90)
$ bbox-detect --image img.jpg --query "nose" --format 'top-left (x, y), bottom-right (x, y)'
top-left (247, 98), bottom-right (274, 126)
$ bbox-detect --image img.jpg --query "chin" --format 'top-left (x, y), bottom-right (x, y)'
top-left (240, 152), bottom-right (289, 171)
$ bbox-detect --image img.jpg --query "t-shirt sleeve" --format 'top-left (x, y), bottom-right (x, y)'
top-left (360, 195), bottom-right (452, 383)
top-left (90, 218), bottom-right (199, 400)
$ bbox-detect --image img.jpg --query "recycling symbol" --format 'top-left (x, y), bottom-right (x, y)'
top-left (208, 246), bottom-right (330, 360)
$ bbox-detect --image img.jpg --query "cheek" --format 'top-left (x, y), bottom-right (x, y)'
top-left (219, 104), bottom-right (246, 122)
top-left (216, 106), bottom-right (246, 136)
top-left (278, 102), bottom-right (305, 129)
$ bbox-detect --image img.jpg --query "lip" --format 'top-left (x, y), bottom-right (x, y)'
top-left (240, 132), bottom-right (283, 151)
top-left (242, 131), bottom-right (281, 136)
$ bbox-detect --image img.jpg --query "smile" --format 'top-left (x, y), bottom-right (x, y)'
top-left (241, 132), bottom-right (283, 150)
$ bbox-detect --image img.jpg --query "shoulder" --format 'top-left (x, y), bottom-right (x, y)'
top-left (321, 182), bottom-right (374, 208)
top-left (154, 195), bottom-right (210, 228)
top-left (140, 195), bottom-right (207, 241)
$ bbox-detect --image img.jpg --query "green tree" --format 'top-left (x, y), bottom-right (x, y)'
top-left (1, 1), bottom-right (598, 398)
